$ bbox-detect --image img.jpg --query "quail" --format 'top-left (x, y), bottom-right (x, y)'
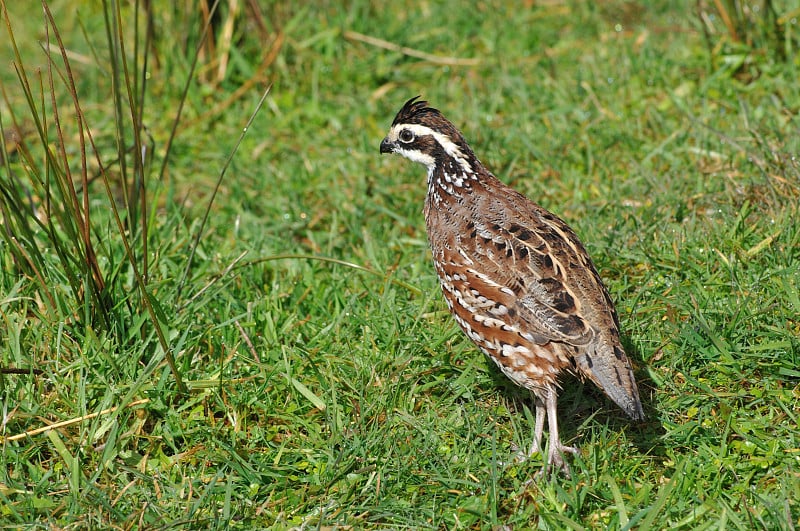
top-left (380, 97), bottom-right (644, 474)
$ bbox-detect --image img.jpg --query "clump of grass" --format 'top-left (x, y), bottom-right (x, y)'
top-left (696, 0), bottom-right (799, 80)
top-left (0, 0), bottom-right (188, 390)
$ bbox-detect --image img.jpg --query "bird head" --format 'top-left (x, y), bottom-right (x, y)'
top-left (380, 97), bottom-right (476, 175)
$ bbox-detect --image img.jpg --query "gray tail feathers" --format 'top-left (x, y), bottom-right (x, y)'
top-left (574, 344), bottom-right (645, 421)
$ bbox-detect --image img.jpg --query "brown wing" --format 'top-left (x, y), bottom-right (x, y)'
top-left (459, 188), bottom-right (600, 347)
top-left (428, 198), bottom-right (592, 390)
top-left (431, 181), bottom-right (644, 419)
top-left (500, 197), bottom-right (644, 420)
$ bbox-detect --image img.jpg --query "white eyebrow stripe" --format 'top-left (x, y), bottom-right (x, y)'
top-left (391, 123), bottom-right (473, 173)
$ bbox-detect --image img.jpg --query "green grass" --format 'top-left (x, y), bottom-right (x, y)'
top-left (1, 0), bottom-right (799, 528)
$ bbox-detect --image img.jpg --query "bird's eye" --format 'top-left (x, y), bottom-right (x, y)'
top-left (398, 129), bottom-right (415, 143)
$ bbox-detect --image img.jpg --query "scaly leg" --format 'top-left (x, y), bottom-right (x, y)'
top-left (510, 396), bottom-right (546, 464)
top-left (513, 390), bottom-right (578, 476)
top-left (527, 396), bottom-right (546, 456)
top-left (543, 387), bottom-right (579, 476)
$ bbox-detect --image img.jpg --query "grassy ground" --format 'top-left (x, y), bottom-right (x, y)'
top-left (1, 0), bottom-right (799, 528)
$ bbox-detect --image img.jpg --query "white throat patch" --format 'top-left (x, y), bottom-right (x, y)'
top-left (394, 146), bottom-right (435, 170)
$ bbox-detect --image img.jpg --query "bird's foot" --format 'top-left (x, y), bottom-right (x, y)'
top-left (508, 441), bottom-right (577, 478)
top-left (537, 442), bottom-right (579, 478)
top-left (506, 438), bottom-right (543, 465)
top-left (501, 443), bottom-right (524, 466)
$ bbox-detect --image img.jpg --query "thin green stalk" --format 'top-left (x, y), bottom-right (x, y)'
top-left (176, 85), bottom-right (272, 299)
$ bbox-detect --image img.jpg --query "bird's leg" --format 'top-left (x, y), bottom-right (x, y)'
top-left (527, 396), bottom-right (546, 456)
top-left (542, 388), bottom-right (579, 476)
top-left (511, 390), bottom-right (578, 476)
top-left (509, 396), bottom-right (546, 464)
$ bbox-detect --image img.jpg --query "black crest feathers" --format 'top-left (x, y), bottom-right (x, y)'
top-left (391, 96), bottom-right (442, 126)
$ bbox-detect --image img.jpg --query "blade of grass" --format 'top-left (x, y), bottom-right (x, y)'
top-left (626, 458), bottom-right (686, 531)
top-left (176, 85), bottom-right (272, 298)
top-left (242, 253), bottom-right (422, 296)
top-left (2, 399), bottom-right (150, 443)
top-left (42, 2), bottom-right (108, 316)
top-left (603, 474), bottom-right (629, 527)
top-left (156, 0), bottom-right (222, 182)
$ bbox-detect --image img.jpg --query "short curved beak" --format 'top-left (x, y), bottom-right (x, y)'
top-left (379, 137), bottom-right (394, 154)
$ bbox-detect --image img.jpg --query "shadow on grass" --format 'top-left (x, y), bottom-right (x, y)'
top-left (476, 332), bottom-right (667, 466)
